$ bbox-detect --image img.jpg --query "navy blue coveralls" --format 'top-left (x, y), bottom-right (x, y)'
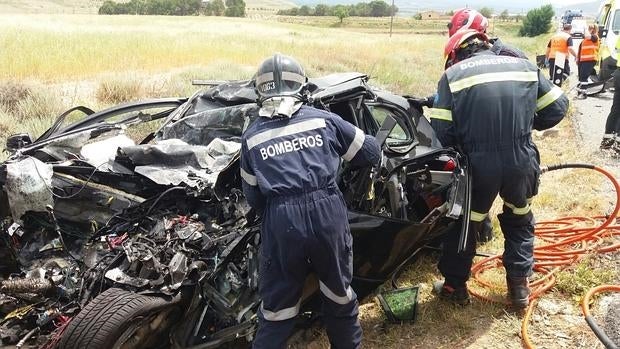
top-left (240, 105), bottom-right (381, 348)
top-left (429, 52), bottom-right (569, 287)
top-left (489, 37), bottom-right (528, 59)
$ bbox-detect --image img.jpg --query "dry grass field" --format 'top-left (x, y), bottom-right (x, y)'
top-left (0, 0), bottom-right (104, 14)
top-left (0, 0), bottom-right (296, 14)
top-left (0, 13), bottom-right (618, 349)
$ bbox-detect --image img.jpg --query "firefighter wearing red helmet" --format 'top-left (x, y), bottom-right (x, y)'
top-left (429, 30), bottom-right (569, 310)
top-left (447, 9), bottom-right (523, 244)
top-left (448, 8), bottom-right (489, 36)
top-left (443, 9), bottom-right (526, 244)
top-left (448, 8), bottom-right (527, 59)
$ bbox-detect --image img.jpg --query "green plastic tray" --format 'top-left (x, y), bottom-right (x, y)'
top-left (377, 285), bottom-right (419, 323)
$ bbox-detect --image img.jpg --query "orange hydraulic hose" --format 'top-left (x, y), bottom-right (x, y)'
top-left (468, 165), bottom-right (620, 349)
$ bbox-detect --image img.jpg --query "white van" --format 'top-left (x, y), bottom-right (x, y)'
top-left (596, 0), bottom-right (619, 80)
top-left (571, 19), bottom-right (587, 37)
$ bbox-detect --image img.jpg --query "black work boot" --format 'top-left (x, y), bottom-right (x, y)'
top-left (576, 88), bottom-right (587, 99)
top-left (611, 139), bottom-right (620, 157)
top-left (433, 280), bottom-right (471, 306)
top-left (506, 276), bottom-right (530, 310)
top-left (600, 135), bottom-right (615, 150)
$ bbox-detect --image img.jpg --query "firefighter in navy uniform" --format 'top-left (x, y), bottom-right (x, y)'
top-left (429, 30), bottom-right (569, 309)
top-left (241, 54), bottom-right (381, 348)
top-left (444, 8), bottom-right (528, 244)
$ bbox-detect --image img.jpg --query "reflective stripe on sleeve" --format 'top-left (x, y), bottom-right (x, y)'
top-left (260, 300), bottom-right (300, 321)
top-left (240, 168), bottom-right (257, 186)
top-left (536, 86), bottom-right (564, 111)
top-left (342, 127), bottom-right (365, 161)
top-left (246, 118), bottom-right (326, 150)
top-left (319, 281), bottom-right (354, 305)
top-left (470, 210), bottom-right (488, 222)
top-left (449, 71), bottom-right (538, 92)
top-left (504, 201), bottom-right (531, 215)
top-left (429, 108), bottom-right (453, 122)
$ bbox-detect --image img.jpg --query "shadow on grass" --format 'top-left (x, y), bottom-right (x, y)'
top-left (290, 250), bottom-right (520, 348)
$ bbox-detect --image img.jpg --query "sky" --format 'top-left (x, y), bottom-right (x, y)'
top-left (293, 0), bottom-right (603, 17)
top-left (397, 0), bottom-right (601, 17)
top-left (547, 0), bottom-right (596, 5)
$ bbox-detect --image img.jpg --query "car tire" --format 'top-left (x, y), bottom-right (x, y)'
top-left (58, 288), bottom-right (176, 349)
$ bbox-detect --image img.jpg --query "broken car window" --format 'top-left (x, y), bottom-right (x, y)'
top-left (367, 105), bottom-right (410, 145)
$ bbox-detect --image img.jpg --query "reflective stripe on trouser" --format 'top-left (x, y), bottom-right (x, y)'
top-left (252, 187), bottom-right (362, 349)
top-left (439, 149), bottom-right (540, 285)
top-left (548, 57), bottom-right (570, 87)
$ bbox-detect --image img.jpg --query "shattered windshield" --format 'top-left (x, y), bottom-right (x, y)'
top-left (161, 103), bottom-right (257, 145)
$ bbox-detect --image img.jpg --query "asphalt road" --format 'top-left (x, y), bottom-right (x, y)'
top-left (562, 50), bottom-right (616, 158)
top-left (565, 60), bottom-right (620, 346)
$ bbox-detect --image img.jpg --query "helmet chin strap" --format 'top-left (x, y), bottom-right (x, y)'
top-left (447, 40), bottom-right (490, 68)
top-left (259, 96), bottom-right (303, 118)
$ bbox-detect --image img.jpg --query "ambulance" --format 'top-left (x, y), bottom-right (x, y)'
top-left (596, 0), bottom-right (619, 80)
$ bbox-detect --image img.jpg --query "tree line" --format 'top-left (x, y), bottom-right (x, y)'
top-left (277, 1), bottom-right (398, 18)
top-left (98, 0), bottom-right (246, 17)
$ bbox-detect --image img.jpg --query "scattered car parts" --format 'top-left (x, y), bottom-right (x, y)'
top-left (0, 73), bottom-right (470, 348)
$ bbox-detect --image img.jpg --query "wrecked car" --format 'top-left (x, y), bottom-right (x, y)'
top-left (0, 73), bottom-right (471, 348)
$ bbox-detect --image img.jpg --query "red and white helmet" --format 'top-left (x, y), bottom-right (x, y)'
top-left (444, 29), bottom-right (489, 69)
top-left (448, 8), bottom-right (489, 36)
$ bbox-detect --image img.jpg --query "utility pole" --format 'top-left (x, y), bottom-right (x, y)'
top-left (389, 0), bottom-right (394, 37)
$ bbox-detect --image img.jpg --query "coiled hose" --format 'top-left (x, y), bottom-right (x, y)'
top-left (468, 164), bottom-right (620, 349)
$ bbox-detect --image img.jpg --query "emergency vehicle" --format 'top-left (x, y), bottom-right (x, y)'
top-left (596, 0), bottom-right (619, 80)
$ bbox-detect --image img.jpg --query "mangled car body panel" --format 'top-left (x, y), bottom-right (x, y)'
top-left (0, 73), bottom-right (470, 348)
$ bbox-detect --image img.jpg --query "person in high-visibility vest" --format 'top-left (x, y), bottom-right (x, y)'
top-left (602, 37), bottom-right (620, 154)
top-left (576, 24), bottom-right (600, 99)
top-left (546, 23), bottom-right (578, 81)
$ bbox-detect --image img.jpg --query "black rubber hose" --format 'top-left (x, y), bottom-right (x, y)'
top-left (145, 186), bottom-right (185, 216)
top-left (541, 163), bottom-right (595, 173)
top-left (584, 316), bottom-right (619, 349)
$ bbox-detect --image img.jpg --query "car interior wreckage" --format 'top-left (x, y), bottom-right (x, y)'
top-left (0, 73), bottom-right (471, 349)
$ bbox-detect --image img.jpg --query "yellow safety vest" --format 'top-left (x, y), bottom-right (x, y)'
top-left (616, 37), bottom-right (620, 67)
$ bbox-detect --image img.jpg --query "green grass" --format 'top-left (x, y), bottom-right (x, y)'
top-left (555, 257), bottom-right (616, 301)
